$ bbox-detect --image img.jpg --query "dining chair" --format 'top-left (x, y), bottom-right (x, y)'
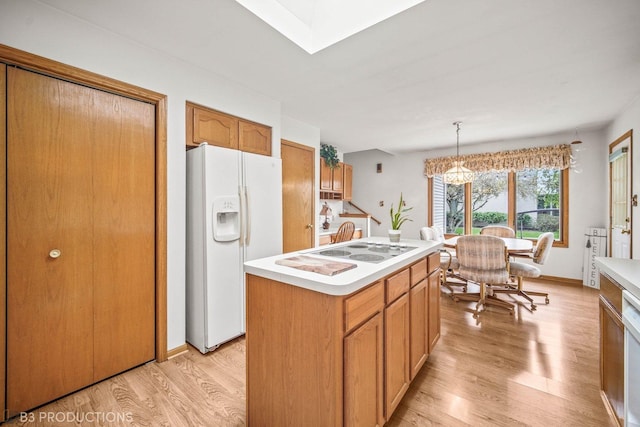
top-left (480, 225), bottom-right (516, 238)
top-left (454, 235), bottom-right (514, 315)
top-left (332, 221), bottom-right (355, 243)
top-left (493, 232), bottom-right (554, 310)
top-left (419, 226), bottom-right (466, 294)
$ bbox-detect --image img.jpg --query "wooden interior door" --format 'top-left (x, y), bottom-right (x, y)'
top-left (281, 140), bottom-right (314, 252)
top-left (6, 67), bottom-right (155, 414)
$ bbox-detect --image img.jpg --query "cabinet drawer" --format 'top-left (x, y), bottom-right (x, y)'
top-left (410, 258), bottom-right (427, 287)
top-left (345, 281), bottom-right (384, 333)
top-left (600, 273), bottom-right (623, 315)
top-left (427, 251), bottom-right (440, 274)
top-left (386, 268), bottom-right (410, 304)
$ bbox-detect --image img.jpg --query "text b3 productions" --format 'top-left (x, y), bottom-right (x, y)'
top-left (19, 411), bottom-right (133, 423)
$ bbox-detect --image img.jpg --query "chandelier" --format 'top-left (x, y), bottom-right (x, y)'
top-left (442, 121), bottom-right (474, 185)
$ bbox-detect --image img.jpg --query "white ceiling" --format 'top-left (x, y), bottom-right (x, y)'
top-left (40, 0), bottom-right (640, 154)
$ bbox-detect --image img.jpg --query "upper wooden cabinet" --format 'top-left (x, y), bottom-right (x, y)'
top-left (239, 120), bottom-right (272, 155)
top-left (343, 163), bottom-right (353, 201)
top-left (320, 160), bottom-right (353, 200)
top-left (186, 102), bottom-right (271, 156)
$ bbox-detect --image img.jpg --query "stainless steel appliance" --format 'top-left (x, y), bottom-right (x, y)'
top-left (623, 289), bottom-right (640, 426)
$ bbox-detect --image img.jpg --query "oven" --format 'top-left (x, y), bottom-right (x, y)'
top-left (623, 289), bottom-right (640, 427)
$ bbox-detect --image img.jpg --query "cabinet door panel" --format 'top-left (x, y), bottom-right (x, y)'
top-left (428, 272), bottom-right (441, 352)
top-left (193, 107), bottom-right (238, 149)
top-left (599, 297), bottom-right (624, 425)
top-left (320, 158), bottom-right (333, 190)
top-left (333, 162), bottom-right (344, 192)
top-left (344, 312), bottom-right (384, 427)
top-left (239, 120), bottom-right (271, 156)
top-left (410, 280), bottom-right (428, 379)
top-left (385, 293), bottom-right (410, 418)
top-left (343, 163), bottom-right (353, 201)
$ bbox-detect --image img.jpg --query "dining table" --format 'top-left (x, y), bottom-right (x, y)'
top-left (443, 235), bottom-right (534, 255)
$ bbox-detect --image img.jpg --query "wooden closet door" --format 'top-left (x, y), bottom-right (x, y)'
top-left (6, 67), bottom-right (155, 414)
top-left (91, 75), bottom-right (155, 382)
top-left (7, 67), bottom-right (95, 413)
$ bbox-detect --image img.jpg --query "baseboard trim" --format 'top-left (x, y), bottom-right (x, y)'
top-left (530, 275), bottom-right (583, 287)
top-left (166, 343), bottom-right (189, 359)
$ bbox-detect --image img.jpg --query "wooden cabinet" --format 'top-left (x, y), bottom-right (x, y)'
top-left (186, 102), bottom-right (271, 156)
top-left (384, 269), bottom-right (411, 418)
top-left (343, 163), bottom-right (353, 201)
top-left (410, 280), bottom-right (428, 380)
top-left (239, 120), bottom-right (271, 155)
top-left (344, 288), bottom-right (384, 427)
top-left (320, 160), bottom-right (352, 200)
top-left (599, 272), bottom-right (624, 426)
top-left (246, 252), bottom-right (441, 426)
top-left (427, 252), bottom-right (441, 352)
top-left (385, 293), bottom-right (410, 418)
top-left (410, 258), bottom-right (429, 379)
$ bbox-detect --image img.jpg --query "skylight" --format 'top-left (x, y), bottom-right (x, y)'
top-left (233, 0), bottom-right (427, 54)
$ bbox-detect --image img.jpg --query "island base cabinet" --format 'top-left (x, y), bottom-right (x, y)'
top-left (344, 312), bottom-right (384, 427)
top-left (427, 271), bottom-right (441, 352)
top-left (246, 274), bottom-right (343, 427)
top-left (409, 280), bottom-right (428, 379)
top-left (245, 253), bottom-right (441, 426)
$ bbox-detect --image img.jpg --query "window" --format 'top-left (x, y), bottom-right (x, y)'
top-left (429, 168), bottom-right (568, 246)
top-left (471, 171), bottom-right (508, 235)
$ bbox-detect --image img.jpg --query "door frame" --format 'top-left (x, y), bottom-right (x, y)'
top-left (0, 44), bottom-right (168, 417)
top-left (281, 139), bottom-right (316, 251)
top-left (608, 129), bottom-right (633, 258)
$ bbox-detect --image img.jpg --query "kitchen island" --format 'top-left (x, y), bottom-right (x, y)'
top-left (244, 237), bottom-right (442, 426)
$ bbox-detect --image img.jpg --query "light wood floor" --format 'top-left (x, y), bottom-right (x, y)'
top-left (6, 280), bottom-right (614, 426)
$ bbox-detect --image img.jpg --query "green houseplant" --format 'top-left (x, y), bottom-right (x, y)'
top-left (389, 193), bottom-right (412, 242)
top-left (320, 143), bottom-right (340, 169)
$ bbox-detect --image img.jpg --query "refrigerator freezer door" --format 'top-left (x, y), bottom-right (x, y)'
top-left (203, 146), bottom-right (244, 350)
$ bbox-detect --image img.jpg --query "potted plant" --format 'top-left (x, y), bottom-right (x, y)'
top-left (389, 193), bottom-right (412, 242)
top-left (320, 143), bottom-right (340, 169)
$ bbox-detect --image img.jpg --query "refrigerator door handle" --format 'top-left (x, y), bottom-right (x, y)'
top-left (238, 185), bottom-right (245, 244)
top-left (243, 185), bottom-right (251, 246)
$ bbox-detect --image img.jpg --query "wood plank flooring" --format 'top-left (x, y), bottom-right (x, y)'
top-left (5, 280), bottom-right (614, 426)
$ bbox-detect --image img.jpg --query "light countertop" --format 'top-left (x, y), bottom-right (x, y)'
top-left (244, 237), bottom-right (442, 296)
top-left (595, 257), bottom-right (640, 300)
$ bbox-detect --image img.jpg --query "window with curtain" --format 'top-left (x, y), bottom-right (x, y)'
top-left (425, 144), bottom-right (570, 246)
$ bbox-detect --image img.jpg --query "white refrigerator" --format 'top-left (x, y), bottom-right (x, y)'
top-left (186, 143), bottom-right (282, 353)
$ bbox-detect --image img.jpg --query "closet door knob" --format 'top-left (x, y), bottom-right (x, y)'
top-left (49, 249), bottom-right (62, 259)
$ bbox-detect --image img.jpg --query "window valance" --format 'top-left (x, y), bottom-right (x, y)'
top-left (423, 144), bottom-right (572, 177)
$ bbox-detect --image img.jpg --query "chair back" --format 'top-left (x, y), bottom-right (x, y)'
top-left (333, 221), bottom-right (355, 243)
top-left (419, 227), bottom-right (434, 240)
top-left (480, 225), bottom-right (515, 238)
top-left (456, 235), bottom-right (509, 284)
top-left (429, 226), bottom-right (446, 242)
top-left (533, 232), bottom-right (554, 265)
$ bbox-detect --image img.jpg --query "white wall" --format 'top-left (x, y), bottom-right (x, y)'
top-left (606, 95), bottom-right (640, 259)
top-left (345, 128), bottom-right (608, 281)
top-left (0, 0), bottom-right (288, 351)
